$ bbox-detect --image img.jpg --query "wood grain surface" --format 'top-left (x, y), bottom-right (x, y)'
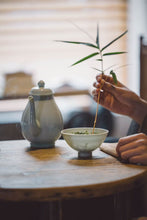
top-left (0, 140), bottom-right (146, 202)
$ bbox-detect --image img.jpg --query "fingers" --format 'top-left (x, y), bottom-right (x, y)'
top-left (92, 90), bottom-right (106, 104)
top-left (116, 133), bottom-right (147, 155)
top-left (95, 74), bottom-right (124, 87)
top-left (94, 75), bottom-right (111, 88)
top-left (116, 133), bottom-right (147, 165)
top-left (129, 154), bottom-right (147, 165)
top-left (121, 145), bottom-right (146, 160)
top-left (93, 78), bottom-right (125, 98)
top-left (96, 74), bottom-right (113, 84)
top-left (93, 78), bottom-right (104, 89)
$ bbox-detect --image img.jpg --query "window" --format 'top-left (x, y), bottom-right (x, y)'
top-left (0, 0), bottom-right (127, 98)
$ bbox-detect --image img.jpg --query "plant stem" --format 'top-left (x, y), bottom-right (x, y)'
top-left (100, 51), bottom-right (104, 75)
top-left (92, 89), bottom-right (100, 133)
top-left (92, 51), bottom-right (104, 134)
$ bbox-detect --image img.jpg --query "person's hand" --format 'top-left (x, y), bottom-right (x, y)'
top-left (92, 74), bottom-right (147, 125)
top-left (116, 133), bottom-right (147, 165)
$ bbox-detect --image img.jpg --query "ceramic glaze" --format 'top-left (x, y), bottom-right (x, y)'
top-left (61, 127), bottom-right (108, 159)
top-left (21, 80), bottom-right (63, 148)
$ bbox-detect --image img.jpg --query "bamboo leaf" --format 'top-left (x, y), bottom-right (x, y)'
top-left (104, 64), bottom-right (118, 72)
top-left (113, 64), bottom-right (130, 71)
top-left (103, 52), bottom-right (127, 56)
top-left (96, 59), bottom-right (103, 61)
top-left (55, 40), bottom-right (98, 49)
top-left (69, 21), bottom-right (95, 42)
top-left (110, 70), bottom-right (117, 84)
top-left (96, 24), bottom-right (100, 49)
top-left (101, 30), bottom-right (128, 52)
top-left (92, 67), bottom-right (103, 72)
top-left (71, 52), bottom-right (99, 66)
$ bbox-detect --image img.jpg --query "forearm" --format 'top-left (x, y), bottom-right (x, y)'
top-left (132, 98), bottom-right (147, 126)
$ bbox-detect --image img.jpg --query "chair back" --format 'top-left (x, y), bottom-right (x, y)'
top-left (0, 123), bottom-right (24, 140)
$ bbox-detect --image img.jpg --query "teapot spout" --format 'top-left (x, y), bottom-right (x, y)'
top-left (29, 96), bottom-right (41, 136)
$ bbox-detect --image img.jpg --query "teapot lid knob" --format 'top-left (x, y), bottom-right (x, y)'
top-left (29, 80), bottom-right (53, 96)
top-left (38, 80), bottom-right (45, 88)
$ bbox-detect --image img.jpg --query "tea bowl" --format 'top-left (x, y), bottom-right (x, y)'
top-left (61, 127), bottom-right (108, 159)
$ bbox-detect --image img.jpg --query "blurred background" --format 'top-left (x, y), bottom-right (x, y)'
top-left (0, 0), bottom-right (146, 140)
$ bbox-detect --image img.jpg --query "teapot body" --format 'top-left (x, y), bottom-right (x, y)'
top-left (21, 81), bottom-right (63, 148)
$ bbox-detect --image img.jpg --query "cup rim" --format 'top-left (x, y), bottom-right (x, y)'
top-left (61, 127), bottom-right (109, 136)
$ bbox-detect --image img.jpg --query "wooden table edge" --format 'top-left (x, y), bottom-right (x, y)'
top-left (0, 169), bottom-right (146, 202)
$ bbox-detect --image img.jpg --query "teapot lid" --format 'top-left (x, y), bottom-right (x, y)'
top-left (29, 80), bottom-right (53, 96)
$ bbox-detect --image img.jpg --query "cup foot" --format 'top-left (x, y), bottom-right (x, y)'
top-left (30, 142), bottom-right (55, 149)
top-left (78, 151), bottom-right (92, 159)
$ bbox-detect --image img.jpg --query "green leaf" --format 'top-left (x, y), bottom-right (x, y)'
top-left (101, 30), bottom-right (128, 52)
top-left (103, 52), bottom-right (127, 56)
top-left (96, 59), bottom-right (103, 61)
top-left (110, 70), bottom-right (117, 84)
top-left (92, 67), bottom-right (103, 73)
top-left (96, 24), bottom-right (100, 49)
top-left (71, 52), bottom-right (99, 66)
top-left (104, 64), bottom-right (118, 72)
top-left (55, 40), bottom-right (98, 49)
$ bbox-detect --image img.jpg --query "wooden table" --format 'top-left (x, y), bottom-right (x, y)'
top-left (0, 140), bottom-right (147, 220)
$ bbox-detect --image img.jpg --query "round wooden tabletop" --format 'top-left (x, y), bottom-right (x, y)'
top-left (0, 140), bottom-right (146, 202)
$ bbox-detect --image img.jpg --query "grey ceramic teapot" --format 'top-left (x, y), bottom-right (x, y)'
top-left (21, 80), bottom-right (63, 148)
